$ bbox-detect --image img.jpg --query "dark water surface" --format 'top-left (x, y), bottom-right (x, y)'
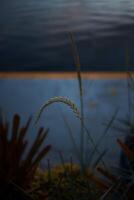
top-left (0, 78), bottom-right (132, 167)
top-left (0, 0), bottom-right (134, 70)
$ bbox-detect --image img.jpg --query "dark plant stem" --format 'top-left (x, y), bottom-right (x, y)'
top-left (69, 32), bottom-right (85, 172)
top-left (47, 159), bottom-right (51, 182)
top-left (70, 156), bottom-right (73, 173)
top-left (125, 47), bottom-right (131, 124)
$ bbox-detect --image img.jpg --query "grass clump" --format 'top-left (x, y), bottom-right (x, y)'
top-left (30, 163), bottom-right (102, 200)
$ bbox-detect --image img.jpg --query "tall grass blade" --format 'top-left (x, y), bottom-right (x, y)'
top-left (19, 117), bottom-right (32, 142)
top-left (117, 138), bottom-right (134, 161)
top-left (87, 108), bottom-right (118, 167)
top-left (92, 149), bottom-right (107, 169)
top-left (11, 114), bottom-right (20, 142)
top-left (69, 32), bottom-right (84, 171)
top-left (91, 108), bottom-right (119, 162)
top-left (125, 47), bottom-right (132, 124)
top-left (59, 107), bottom-right (80, 161)
top-left (83, 124), bottom-right (106, 167)
top-left (47, 159), bottom-right (52, 182)
top-left (97, 167), bottom-right (118, 182)
top-left (58, 150), bottom-right (67, 173)
top-left (25, 128), bottom-right (49, 165)
top-left (127, 72), bottom-right (134, 89)
top-left (32, 145), bottom-right (51, 167)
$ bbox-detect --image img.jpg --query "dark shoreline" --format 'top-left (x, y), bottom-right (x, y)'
top-left (0, 71), bottom-right (133, 79)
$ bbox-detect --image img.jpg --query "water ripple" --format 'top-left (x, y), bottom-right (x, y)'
top-left (0, 0), bottom-right (134, 70)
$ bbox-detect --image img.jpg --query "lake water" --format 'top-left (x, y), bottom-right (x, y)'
top-left (0, 77), bottom-right (132, 168)
top-left (0, 0), bottom-right (134, 70)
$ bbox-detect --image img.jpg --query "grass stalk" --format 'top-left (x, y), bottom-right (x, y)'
top-left (59, 107), bottom-right (80, 161)
top-left (88, 108), bottom-right (119, 167)
top-left (47, 158), bottom-right (52, 182)
top-left (125, 47), bottom-right (132, 124)
top-left (69, 32), bottom-right (85, 172)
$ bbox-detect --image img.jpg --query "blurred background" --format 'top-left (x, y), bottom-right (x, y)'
top-left (0, 0), bottom-right (134, 70)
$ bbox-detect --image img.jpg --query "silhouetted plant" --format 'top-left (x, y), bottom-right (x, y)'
top-left (90, 137), bottom-right (134, 200)
top-left (92, 72), bottom-right (134, 200)
top-left (0, 113), bottom-right (51, 190)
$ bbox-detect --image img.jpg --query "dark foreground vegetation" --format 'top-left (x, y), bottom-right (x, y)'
top-left (0, 36), bottom-right (134, 199)
top-left (1, 72), bottom-right (134, 200)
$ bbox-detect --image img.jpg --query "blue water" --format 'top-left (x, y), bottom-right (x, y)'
top-left (0, 78), bottom-right (132, 167)
top-left (0, 0), bottom-right (134, 70)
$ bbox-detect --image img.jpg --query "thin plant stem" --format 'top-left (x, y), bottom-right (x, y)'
top-left (125, 47), bottom-right (131, 124)
top-left (59, 106), bottom-right (80, 161)
top-left (47, 158), bottom-right (51, 182)
top-left (69, 32), bottom-right (85, 172)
